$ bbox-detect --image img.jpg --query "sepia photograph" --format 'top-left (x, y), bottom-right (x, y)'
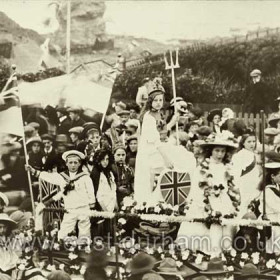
top-left (0, 1), bottom-right (280, 279)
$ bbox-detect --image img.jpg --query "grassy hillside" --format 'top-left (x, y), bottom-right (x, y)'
top-left (113, 36), bottom-right (280, 108)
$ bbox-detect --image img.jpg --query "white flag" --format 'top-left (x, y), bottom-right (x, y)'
top-left (0, 88), bottom-right (24, 136)
top-left (18, 74), bottom-right (112, 114)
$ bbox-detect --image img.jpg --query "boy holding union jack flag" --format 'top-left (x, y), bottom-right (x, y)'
top-left (26, 150), bottom-right (96, 241)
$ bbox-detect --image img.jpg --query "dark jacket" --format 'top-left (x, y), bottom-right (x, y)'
top-left (42, 147), bottom-right (57, 171)
top-left (245, 81), bottom-right (271, 114)
top-left (126, 151), bottom-right (137, 171)
top-left (233, 226), bottom-right (270, 253)
top-left (0, 155), bottom-right (28, 191)
top-left (112, 162), bottom-right (134, 206)
top-left (84, 267), bottom-right (108, 280)
top-left (57, 117), bottom-right (86, 135)
top-left (28, 152), bottom-right (44, 170)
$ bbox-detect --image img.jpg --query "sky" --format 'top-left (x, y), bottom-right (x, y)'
top-left (1, 1), bottom-right (280, 43)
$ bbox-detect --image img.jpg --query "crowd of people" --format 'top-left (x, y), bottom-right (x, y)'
top-left (1, 69), bottom-right (280, 279)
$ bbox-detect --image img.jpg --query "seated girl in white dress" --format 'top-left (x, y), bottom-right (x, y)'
top-left (134, 80), bottom-right (173, 205)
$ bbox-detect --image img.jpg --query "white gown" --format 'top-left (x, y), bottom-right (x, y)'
top-left (134, 111), bottom-right (165, 205)
top-left (176, 158), bottom-right (236, 254)
top-left (232, 149), bottom-right (261, 217)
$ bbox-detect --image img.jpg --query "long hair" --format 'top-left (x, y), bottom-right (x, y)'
top-left (92, 149), bottom-right (114, 184)
top-left (203, 145), bottom-right (234, 164)
top-left (139, 91), bottom-right (165, 123)
top-left (238, 132), bottom-right (257, 151)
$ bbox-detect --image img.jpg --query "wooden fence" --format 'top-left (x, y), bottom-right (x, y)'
top-left (202, 111), bottom-right (266, 137)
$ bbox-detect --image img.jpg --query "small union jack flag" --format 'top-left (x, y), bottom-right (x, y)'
top-left (39, 179), bottom-right (64, 225)
top-left (159, 170), bottom-right (191, 206)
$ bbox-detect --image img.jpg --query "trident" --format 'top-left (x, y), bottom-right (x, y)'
top-left (164, 49), bottom-right (180, 146)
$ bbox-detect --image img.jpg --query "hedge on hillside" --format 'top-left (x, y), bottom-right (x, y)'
top-left (112, 36), bottom-right (280, 106)
top-left (0, 59), bottom-right (65, 91)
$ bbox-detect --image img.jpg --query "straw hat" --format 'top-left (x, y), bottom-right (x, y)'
top-left (200, 258), bottom-right (226, 275)
top-left (264, 127), bottom-right (279, 136)
top-left (0, 213), bottom-right (17, 229)
top-left (26, 136), bottom-right (42, 148)
top-left (268, 116), bottom-right (280, 128)
top-left (128, 252), bottom-right (156, 275)
top-left (200, 132), bottom-right (238, 150)
top-left (265, 162), bottom-right (280, 169)
top-left (157, 257), bottom-right (190, 277)
top-left (126, 134), bottom-right (138, 143)
top-left (240, 263), bottom-right (259, 276)
top-left (62, 150), bottom-right (85, 161)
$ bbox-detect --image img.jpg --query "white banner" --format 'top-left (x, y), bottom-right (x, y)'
top-left (18, 74), bottom-right (112, 114)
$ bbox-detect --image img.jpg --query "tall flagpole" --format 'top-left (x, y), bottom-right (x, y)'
top-left (66, 0), bottom-right (71, 74)
top-left (261, 110), bottom-right (267, 220)
top-left (12, 66), bottom-right (35, 216)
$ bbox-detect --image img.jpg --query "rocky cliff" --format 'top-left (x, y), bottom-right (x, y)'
top-left (53, 0), bottom-right (111, 53)
top-left (0, 11), bottom-right (61, 73)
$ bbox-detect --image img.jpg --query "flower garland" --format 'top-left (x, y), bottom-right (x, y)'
top-left (198, 158), bottom-right (241, 227)
top-left (13, 221), bottom-right (280, 279)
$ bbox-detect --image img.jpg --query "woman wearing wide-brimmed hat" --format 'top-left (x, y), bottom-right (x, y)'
top-left (0, 214), bottom-right (18, 276)
top-left (268, 115), bottom-right (280, 129)
top-left (157, 257), bottom-right (191, 278)
top-left (177, 131), bottom-right (240, 254)
top-left (200, 257), bottom-right (227, 279)
top-left (127, 252), bottom-right (164, 280)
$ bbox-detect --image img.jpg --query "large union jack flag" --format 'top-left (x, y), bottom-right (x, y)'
top-left (39, 178), bottom-right (64, 227)
top-left (158, 170), bottom-right (191, 206)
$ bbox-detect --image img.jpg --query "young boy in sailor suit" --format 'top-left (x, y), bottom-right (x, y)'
top-left (26, 150), bottom-right (95, 240)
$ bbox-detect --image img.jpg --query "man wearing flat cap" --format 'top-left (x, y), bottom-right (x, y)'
top-left (69, 126), bottom-right (83, 150)
top-left (57, 106), bottom-right (85, 135)
top-left (26, 150), bottom-right (96, 240)
top-left (244, 69), bottom-right (271, 114)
